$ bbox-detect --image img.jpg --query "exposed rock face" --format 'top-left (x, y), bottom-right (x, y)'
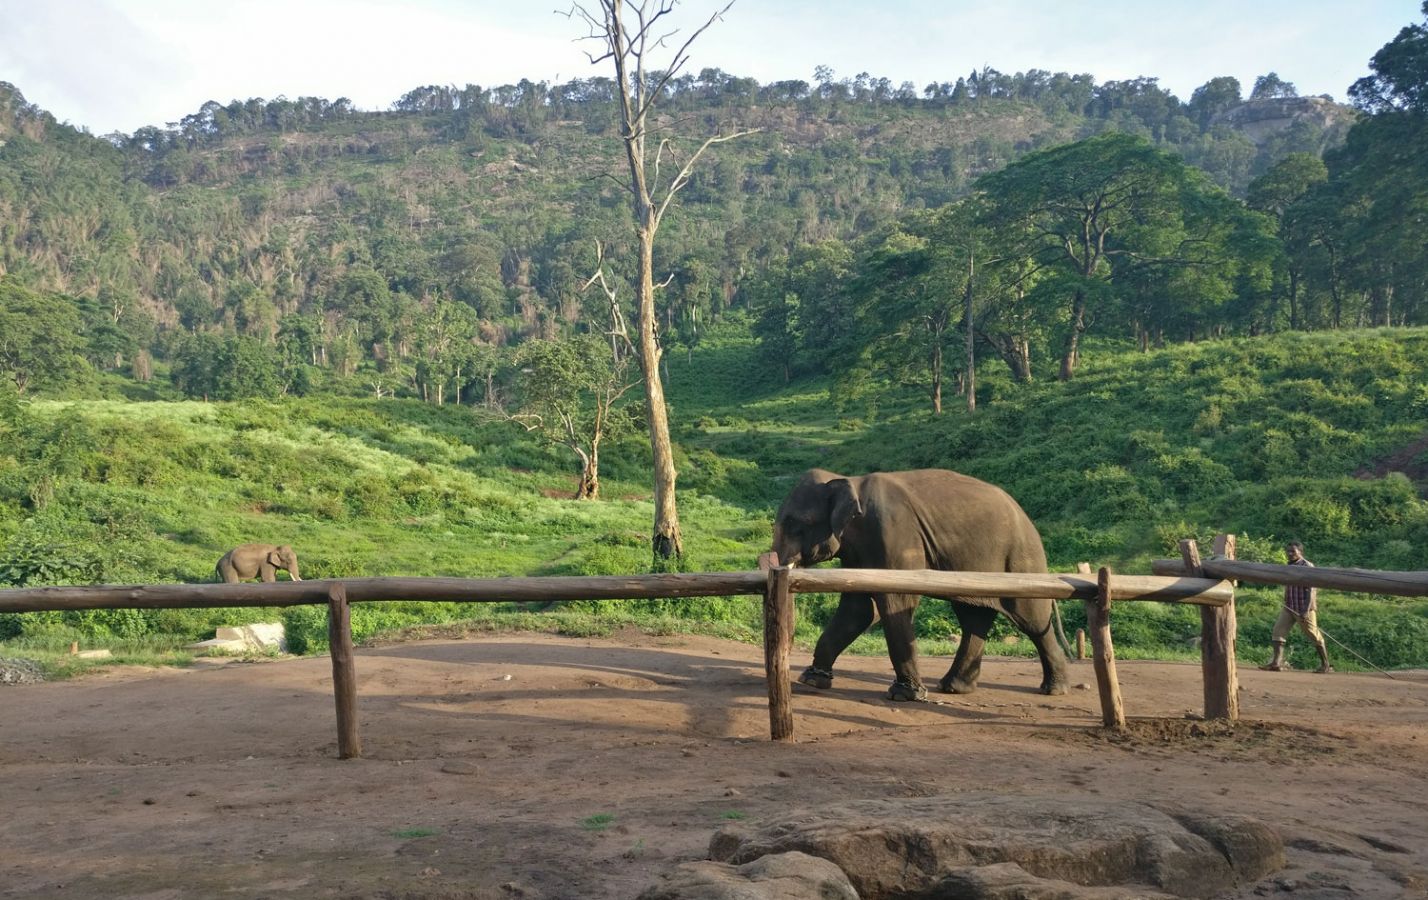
top-left (706, 794), bottom-right (1284, 900)
top-left (636, 851), bottom-right (859, 900)
top-left (1213, 97), bottom-right (1356, 146)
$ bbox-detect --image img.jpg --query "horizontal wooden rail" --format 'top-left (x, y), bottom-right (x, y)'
top-left (0, 573), bottom-right (769, 613)
top-left (1150, 559), bottom-right (1428, 597)
top-left (789, 569), bottom-right (1233, 606)
top-left (0, 569), bottom-right (1233, 613)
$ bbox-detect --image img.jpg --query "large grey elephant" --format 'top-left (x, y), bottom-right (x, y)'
top-left (770, 468), bottom-right (1067, 701)
top-left (216, 544), bottom-right (302, 583)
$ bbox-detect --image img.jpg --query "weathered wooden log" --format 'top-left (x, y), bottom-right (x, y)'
top-left (1150, 558), bottom-right (1428, 597)
top-left (786, 569), bottom-right (1232, 606)
top-left (763, 566), bottom-right (795, 742)
top-left (1087, 567), bottom-right (1126, 729)
top-left (0, 572), bottom-right (771, 612)
top-left (1076, 628), bottom-right (1086, 660)
top-left (1201, 534), bottom-right (1239, 721)
top-left (326, 583), bottom-right (361, 760)
top-left (0, 569), bottom-right (1235, 613)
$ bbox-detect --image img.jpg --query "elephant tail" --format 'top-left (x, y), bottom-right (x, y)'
top-left (1052, 601), bottom-right (1073, 659)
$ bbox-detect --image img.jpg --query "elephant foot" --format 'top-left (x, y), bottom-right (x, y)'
top-left (1040, 681), bottom-right (1069, 696)
top-left (798, 666), bottom-right (833, 690)
top-left (887, 680), bottom-right (927, 702)
top-left (938, 677), bottom-right (978, 695)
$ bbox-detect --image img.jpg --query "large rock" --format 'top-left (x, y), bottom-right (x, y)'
top-left (709, 794), bottom-right (1283, 899)
top-left (188, 622), bottom-right (287, 654)
top-left (637, 851), bottom-right (859, 900)
top-left (927, 861), bottom-right (1174, 899)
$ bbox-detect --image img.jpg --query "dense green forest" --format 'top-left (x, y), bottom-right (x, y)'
top-left (0, 57), bottom-right (1377, 405)
top-left (2, 4), bottom-right (1427, 673)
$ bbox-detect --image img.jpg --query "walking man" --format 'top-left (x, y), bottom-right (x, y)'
top-left (1261, 541), bottom-right (1333, 673)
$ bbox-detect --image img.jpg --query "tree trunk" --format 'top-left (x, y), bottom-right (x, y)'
top-left (1059, 290), bottom-right (1086, 381)
top-left (964, 252), bottom-right (975, 414)
top-left (1287, 267), bottom-right (1300, 330)
top-left (1015, 339), bottom-right (1032, 382)
top-left (930, 338), bottom-right (943, 415)
top-left (575, 444), bottom-right (599, 500)
top-left (636, 229), bottom-right (683, 562)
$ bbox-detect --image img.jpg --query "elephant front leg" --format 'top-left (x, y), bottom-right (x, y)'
top-left (878, 593), bottom-right (927, 702)
top-left (940, 603), bottom-right (996, 694)
top-left (802, 592), bottom-right (875, 690)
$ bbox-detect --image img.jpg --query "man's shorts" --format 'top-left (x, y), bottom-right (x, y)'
top-left (1272, 606), bottom-right (1324, 645)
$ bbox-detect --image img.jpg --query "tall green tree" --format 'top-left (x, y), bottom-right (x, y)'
top-left (0, 279), bottom-right (90, 395)
top-left (1349, 1), bottom-right (1428, 114)
top-left (512, 335), bottom-right (635, 500)
top-left (1248, 153), bottom-right (1328, 329)
top-left (977, 133), bottom-right (1258, 378)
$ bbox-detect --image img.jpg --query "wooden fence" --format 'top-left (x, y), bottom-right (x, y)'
top-left (0, 559), bottom-right (1242, 756)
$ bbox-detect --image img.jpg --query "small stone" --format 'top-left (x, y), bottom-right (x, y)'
top-left (440, 761), bottom-right (480, 776)
top-left (776, 770), bottom-right (792, 778)
top-left (142, 798), bottom-right (156, 805)
top-left (724, 788), bottom-right (742, 797)
top-left (1074, 683), bottom-right (1091, 690)
top-left (681, 748), bottom-right (696, 758)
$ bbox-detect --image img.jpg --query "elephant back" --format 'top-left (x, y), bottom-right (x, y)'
top-left (859, 470), bottom-right (1047, 574)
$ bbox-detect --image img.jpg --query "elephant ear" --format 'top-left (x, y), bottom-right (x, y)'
top-left (268, 549), bottom-right (285, 567)
top-left (828, 478), bottom-right (863, 536)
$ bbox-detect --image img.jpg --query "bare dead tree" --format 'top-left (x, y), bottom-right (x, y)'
top-left (567, 0), bottom-right (758, 564)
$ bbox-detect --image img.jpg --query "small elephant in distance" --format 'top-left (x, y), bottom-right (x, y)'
top-left (216, 544), bottom-right (302, 583)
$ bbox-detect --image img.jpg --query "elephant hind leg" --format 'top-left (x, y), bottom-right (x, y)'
top-left (1003, 598), bottom-right (1070, 696)
top-left (940, 603), bottom-right (996, 694)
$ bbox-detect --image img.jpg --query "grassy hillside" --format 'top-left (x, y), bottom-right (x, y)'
top-left (4, 326), bottom-right (1428, 673)
top-left (1, 74), bottom-right (1348, 357)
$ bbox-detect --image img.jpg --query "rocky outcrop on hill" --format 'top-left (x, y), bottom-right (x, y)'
top-left (640, 794), bottom-right (1285, 899)
top-left (1213, 96), bottom-right (1356, 145)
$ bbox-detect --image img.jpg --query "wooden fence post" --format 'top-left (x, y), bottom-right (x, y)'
top-left (1075, 563), bottom-right (1091, 661)
top-left (763, 564), bottom-right (795, 741)
top-left (1181, 538), bottom-right (1239, 720)
top-left (1203, 534), bottom-right (1239, 720)
top-left (327, 582), bottom-right (362, 759)
top-left (1087, 567), bottom-right (1125, 728)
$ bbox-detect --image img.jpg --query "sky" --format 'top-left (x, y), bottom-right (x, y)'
top-left (0, 0), bottom-right (1420, 136)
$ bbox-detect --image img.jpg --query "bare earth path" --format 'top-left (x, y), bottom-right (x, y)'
top-left (2, 632), bottom-right (1426, 899)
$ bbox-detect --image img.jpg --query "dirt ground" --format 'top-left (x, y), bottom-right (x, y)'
top-left (2, 631), bottom-right (1426, 899)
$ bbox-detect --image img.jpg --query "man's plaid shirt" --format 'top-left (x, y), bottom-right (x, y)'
top-left (1285, 557), bottom-right (1316, 615)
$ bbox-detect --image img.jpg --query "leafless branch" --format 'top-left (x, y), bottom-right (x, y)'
top-left (509, 412), bottom-right (545, 432)
top-left (653, 128), bottom-right (761, 226)
top-left (636, 0), bottom-right (735, 122)
top-left (581, 241), bottom-right (638, 358)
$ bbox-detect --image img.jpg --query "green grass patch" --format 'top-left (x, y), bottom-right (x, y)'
top-left (3, 327), bottom-right (1428, 671)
